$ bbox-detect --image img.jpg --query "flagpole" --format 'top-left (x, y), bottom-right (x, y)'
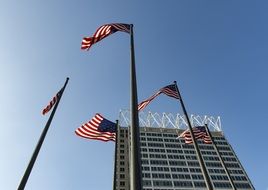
top-left (173, 81), bottom-right (213, 190)
top-left (204, 124), bottom-right (236, 190)
top-left (17, 77), bottom-right (69, 190)
top-left (129, 24), bottom-right (142, 190)
top-left (113, 120), bottom-right (119, 190)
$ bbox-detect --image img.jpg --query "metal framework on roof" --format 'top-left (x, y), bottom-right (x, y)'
top-left (119, 110), bottom-right (222, 132)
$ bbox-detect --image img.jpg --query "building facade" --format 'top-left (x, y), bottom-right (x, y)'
top-left (114, 112), bottom-right (254, 190)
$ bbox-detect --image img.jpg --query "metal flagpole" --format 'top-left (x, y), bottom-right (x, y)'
top-left (17, 77), bottom-right (69, 190)
top-left (129, 24), bottom-right (142, 190)
top-left (113, 120), bottom-right (119, 190)
top-left (204, 124), bottom-right (236, 190)
top-left (173, 81), bottom-right (213, 190)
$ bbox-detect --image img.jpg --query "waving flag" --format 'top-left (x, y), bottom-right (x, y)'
top-left (138, 84), bottom-right (180, 111)
top-left (42, 89), bottom-right (63, 115)
top-left (75, 113), bottom-right (116, 142)
top-left (178, 126), bottom-right (212, 144)
top-left (81, 23), bottom-right (130, 50)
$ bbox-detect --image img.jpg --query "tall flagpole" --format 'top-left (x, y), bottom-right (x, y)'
top-left (174, 81), bottom-right (213, 190)
top-left (129, 24), bottom-right (142, 190)
top-left (204, 124), bottom-right (236, 190)
top-left (17, 77), bottom-right (69, 190)
top-left (113, 120), bottom-right (119, 190)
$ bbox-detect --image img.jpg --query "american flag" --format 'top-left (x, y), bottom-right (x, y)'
top-left (138, 84), bottom-right (180, 111)
top-left (178, 126), bottom-right (212, 144)
top-left (81, 23), bottom-right (130, 50)
top-left (75, 113), bottom-right (116, 142)
top-left (42, 89), bottom-right (62, 115)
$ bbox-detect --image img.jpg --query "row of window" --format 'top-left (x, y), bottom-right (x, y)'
top-left (142, 181), bottom-right (251, 189)
top-left (140, 141), bottom-right (232, 151)
top-left (206, 162), bottom-right (240, 168)
top-left (141, 153), bottom-right (200, 160)
top-left (142, 180), bottom-right (251, 189)
top-left (119, 170), bottom-right (248, 186)
top-left (140, 133), bottom-right (177, 138)
top-left (142, 159), bottom-right (241, 168)
top-left (140, 168), bottom-right (244, 177)
top-left (143, 166), bottom-right (202, 173)
top-left (143, 180), bottom-right (206, 188)
top-left (142, 159), bottom-right (205, 167)
top-left (140, 145), bottom-right (233, 155)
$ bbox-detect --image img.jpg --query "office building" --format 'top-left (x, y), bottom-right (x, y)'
top-left (114, 111), bottom-right (254, 190)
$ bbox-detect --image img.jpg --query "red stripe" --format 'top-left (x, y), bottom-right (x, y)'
top-left (75, 114), bottom-right (116, 142)
top-left (42, 90), bottom-right (61, 115)
top-left (81, 23), bottom-right (130, 51)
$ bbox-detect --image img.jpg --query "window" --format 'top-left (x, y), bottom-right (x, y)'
top-left (120, 181), bottom-right (125, 186)
top-left (166, 149), bottom-right (183, 154)
top-left (143, 180), bottom-right (152, 186)
top-left (142, 153), bottom-right (148, 158)
top-left (205, 162), bottom-right (222, 168)
top-left (189, 168), bottom-right (201, 173)
top-left (151, 166), bottom-right (169, 172)
top-left (172, 174), bottom-right (191, 179)
top-left (217, 146), bottom-right (231, 151)
top-left (142, 160), bottom-right (149, 165)
top-left (142, 166), bottom-right (150, 171)
top-left (168, 154), bottom-right (185, 159)
top-left (235, 183), bottom-right (251, 188)
top-left (153, 180), bottom-right (172, 187)
top-left (152, 173), bottom-right (171, 179)
top-left (211, 175), bottom-right (229, 181)
top-left (150, 160), bottom-right (168, 165)
top-left (229, 169), bottom-right (244, 174)
top-left (208, 168), bottom-right (225, 174)
top-left (185, 155), bottom-right (197, 160)
top-left (187, 161), bottom-right (200, 167)
top-left (232, 175), bottom-right (248, 181)
top-left (173, 181), bottom-right (193, 187)
top-left (225, 163), bottom-right (240, 168)
top-left (142, 173), bottom-right (151, 178)
top-left (170, 167), bottom-right (189, 173)
top-left (169, 160), bottom-right (186, 166)
top-left (149, 154), bottom-right (167, 159)
top-left (191, 174), bottom-right (203, 180)
top-left (194, 181), bottom-right (206, 188)
top-left (213, 182), bottom-right (232, 188)
top-left (203, 156), bottom-right (220, 161)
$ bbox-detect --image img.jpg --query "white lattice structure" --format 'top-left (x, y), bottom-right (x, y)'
top-left (119, 109), bottom-right (222, 131)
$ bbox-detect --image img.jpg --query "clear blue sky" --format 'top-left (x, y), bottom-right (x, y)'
top-left (0, 0), bottom-right (267, 189)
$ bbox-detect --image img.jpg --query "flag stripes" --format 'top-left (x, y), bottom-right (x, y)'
top-left (138, 84), bottom-right (180, 111)
top-left (75, 113), bottom-right (116, 142)
top-left (160, 84), bottom-right (180, 99)
top-left (81, 23), bottom-right (130, 50)
top-left (42, 89), bottom-right (62, 115)
top-left (138, 92), bottom-right (161, 111)
top-left (178, 126), bottom-right (212, 144)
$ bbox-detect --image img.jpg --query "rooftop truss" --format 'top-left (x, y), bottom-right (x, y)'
top-left (119, 110), bottom-right (222, 132)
